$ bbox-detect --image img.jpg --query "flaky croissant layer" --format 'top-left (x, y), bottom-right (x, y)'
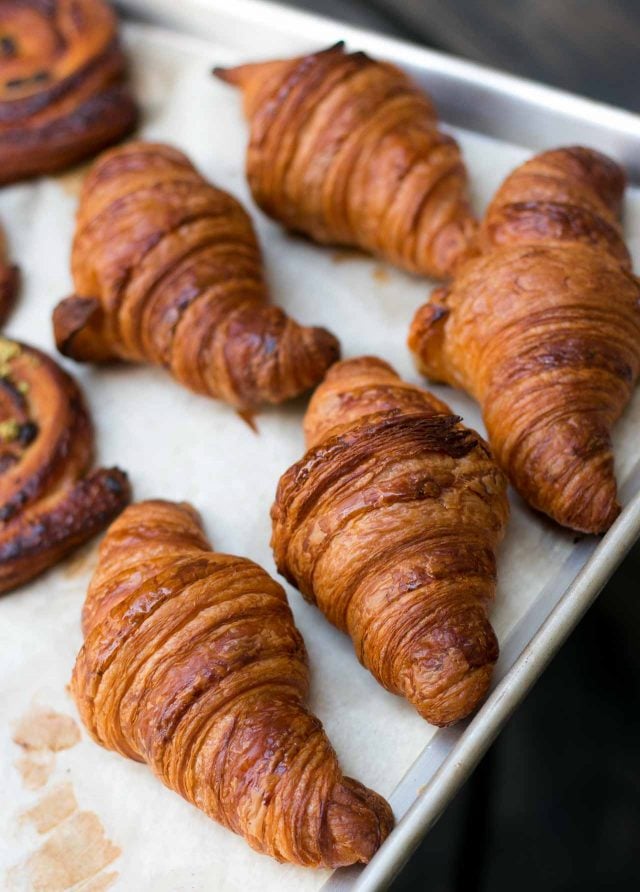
top-left (71, 499), bottom-right (393, 868)
top-left (53, 141), bottom-right (340, 411)
top-left (409, 146), bottom-right (640, 533)
top-left (272, 357), bottom-right (509, 726)
top-left (216, 42), bottom-right (476, 279)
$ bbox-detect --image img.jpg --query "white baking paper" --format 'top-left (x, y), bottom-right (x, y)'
top-left (0, 20), bottom-right (639, 892)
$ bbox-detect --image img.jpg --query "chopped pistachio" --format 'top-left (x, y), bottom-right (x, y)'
top-left (0, 418), bottom-right (19, 442)
top-left (0, 337), bottom-right (20, 364)
top-left (16, 380), bottom-right (29, 394)
top-left (0, 338), bottom-right (20, 378)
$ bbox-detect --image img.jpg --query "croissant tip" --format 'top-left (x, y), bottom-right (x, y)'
top-left (212, 41), bottom-right (346, 87)
top-left (322, 40), bottom-right (347, 53)
top-left (212, 65), bottom-right (234, 83)
top-left (324, 778), bottom-right (394, 867)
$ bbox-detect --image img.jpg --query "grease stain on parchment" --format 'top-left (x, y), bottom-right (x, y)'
top-left (20, 783), bottom-right (78, 834)
top-left (13, 706), bottom-right (81, 753)
top-left (63, 540), bottom-right (100, 580)
top-left (15, 752), bottom-right (56, 791)
top-left (7, 811), bottom-right (120, 891)
top-left (75, 871), bottom-right (119, 891)
top-left (54, 162), bottom-right (91, 198)
top-left (12, 707), bottom-right (81, 791)
top-left (9, 706), bottom-right (121, 890)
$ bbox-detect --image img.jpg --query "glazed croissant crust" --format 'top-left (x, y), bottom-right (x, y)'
top-left (0, 338), bottom-right (130, 594)
top-left (71, 499), bottom-right (393, 867)
top-left (215, 42), bottom-right (476, 279)
top-left (409, 146), bottom-right (640, 533)
top-left (0, 0), bottom-right (138, 184)
top-left (53, 141), bottom-right (340, 411)
top-left (271, 357), bottom-right (509, 726)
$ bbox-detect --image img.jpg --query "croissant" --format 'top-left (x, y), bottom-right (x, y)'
top-left (409, 146), bottom-right (640, 533)
top-left (53, 142), bottom-right (340, 411)
top-left (0, 0), bottom-right (137, 184)
top-left (215, 42), bottom-right (476, 279)
top-left (0, 337), bottom-right (130, 594)
top-left (0, 224), bottom-right (18, 325)
top-left (71, 498), bottom-right (393, 867)
top-left (271, 357), bottom-right (509, 726)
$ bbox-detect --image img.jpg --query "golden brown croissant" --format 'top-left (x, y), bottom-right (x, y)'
top-left (0, 224), bottom-right (18, 326)
top-left (71, 498), bottom-right (393, 867)
top-left (409, 147), bottom-right (640, 533)
top-left (0, 0), bottom-right (137, 184)
top-left (215, 42), bottom-right (476, 279)
top-left (0, 337), bottom-right (130, 594)
top-left (53, 141), bottom-right (340, 411)
top-left (271, 357), bottom-right (509, 726)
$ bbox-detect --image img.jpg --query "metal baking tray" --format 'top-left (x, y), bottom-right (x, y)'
top-left (60, 1), bottom-right (640, 888)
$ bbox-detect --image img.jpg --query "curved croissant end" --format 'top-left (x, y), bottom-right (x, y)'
top-left (0, 0), bottom-right (138, 184)
top-left (0, 338), bottom-right (130, 594)
top-left (215, 43), bottom-right (476, 279)
top-left (0, 225), bottom-right (18, 326)
top-left (272, 357), bottom-right (509, 726)
top-left (52, 141), bottom-right (340, 410)
top-left (71, 499), bottom-right (393, 867)
top-left (409, 147), bottom-right (640, 534)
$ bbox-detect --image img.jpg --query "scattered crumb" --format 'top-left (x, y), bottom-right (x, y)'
top-left (12, 706), bottom-right (81, 753)
top-left (372, 265), bottom-right (390, 283)
top-left (6, 811), bottom-right (120, 891)
top-left (20, 783), bottom-right (78, 834)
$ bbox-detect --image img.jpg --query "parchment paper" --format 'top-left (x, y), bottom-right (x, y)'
top-left (1, 21), bottom-right (639, 892)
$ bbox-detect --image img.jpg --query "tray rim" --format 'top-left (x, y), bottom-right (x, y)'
top-left (116, 2), bottom-right (640, 889)
top-left (118, 0), bottom-right (640, 181)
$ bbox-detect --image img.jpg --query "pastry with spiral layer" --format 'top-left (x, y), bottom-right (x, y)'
top-left (71, 498), bottom-right (393, 867)
top-left (0, 0), bottom-right (138, 184)
top-left (53, 142), bottom-right (340, 411)
top-left (0, 337), bottom-right (130, 594)
top-left (271, 356), bottom-right (509, 726)
top-left (0, 223), bottom-right (18, 325)
top-left (409, 147), bottom-right (640, 533)
top-left (215, 42), bottom-right (476, 279)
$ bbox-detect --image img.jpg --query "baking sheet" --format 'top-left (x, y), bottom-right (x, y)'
top-left (0, 13), bottom-right (639, 892)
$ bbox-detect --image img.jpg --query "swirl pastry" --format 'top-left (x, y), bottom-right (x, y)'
top-left (0, 337), bottom-right (130, 594)
top-left (215, 42), bottom-right (476, 279)
top-left (271, 357), bottom-right (509, 726)
top-left (409, 147), bottom-right (640, 533)
top-left (0, 0), bottom-right (137, 185)
top-left (0, 223), bottom-right (18, 325)
top-left (53, 142), bottom-right (340, 411)
top-left (71, 499), bottom-right (393, 867)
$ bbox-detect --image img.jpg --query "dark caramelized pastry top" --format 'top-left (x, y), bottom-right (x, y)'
top-left (0, 0), bottom-right (138, 184)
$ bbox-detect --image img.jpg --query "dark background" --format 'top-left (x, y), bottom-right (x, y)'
top-left (278, 2), bottom-right (640, 889)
